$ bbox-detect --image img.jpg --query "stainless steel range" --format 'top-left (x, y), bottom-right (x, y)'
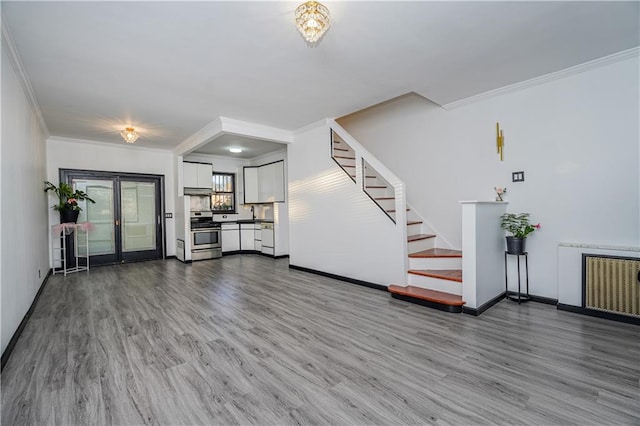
top-left (190, 211), bottom-right (222, 260)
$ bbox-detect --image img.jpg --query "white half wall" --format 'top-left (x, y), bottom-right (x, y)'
top-left (338, 55), bottom-right (640, 299)
top-left (288, 123), bottom-right (406, 286)
top-left (460, 202), bottom-right (508, 309)
top-left (46, 137), bottom-right (176, 257)
top-left (1, 42), bottom-right (50, 354)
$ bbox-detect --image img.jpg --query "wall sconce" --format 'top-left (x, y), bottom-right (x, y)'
top-left (496, 122), bottom-right (504, 161)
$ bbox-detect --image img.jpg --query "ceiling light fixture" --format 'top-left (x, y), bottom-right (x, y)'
top-left (120, 127), bottom-right (139, 144)
top-left (295, 1), bottom-right (331, 44)
top-left (229, 148), bottom-right (242, 153)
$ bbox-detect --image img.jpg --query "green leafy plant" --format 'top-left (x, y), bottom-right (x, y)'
top-left (500, 212), bottom-right (541, 238)
top-left (44, 181), bottom-right (95, 212)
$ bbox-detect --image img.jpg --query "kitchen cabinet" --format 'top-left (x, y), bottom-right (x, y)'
top-left (183, 162), bottom-right (213, 189)
top-left (240, 225), bottom-right (255, 251)
top-left (243, 167), bottom-right (259, 204)
top-left (243, 160), bottom-right (284, 204)
top-left (221, 223), bottom-right (240, 252)
top-left (254, 227), bottom-right (262, 251)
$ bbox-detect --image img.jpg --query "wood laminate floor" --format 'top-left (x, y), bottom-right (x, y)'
top-left (1, 255), bottom-right (639, 425)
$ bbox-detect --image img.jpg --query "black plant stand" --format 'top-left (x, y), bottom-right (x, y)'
top-left (504, 251), bottom-right (530, 304)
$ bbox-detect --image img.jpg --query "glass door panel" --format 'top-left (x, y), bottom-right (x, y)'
top-left (121, 181), bottom-right (157, 252)
top-left (62, 170), bottom-right (163, 265)
top-left (73, 178), bottom-right (117, 260)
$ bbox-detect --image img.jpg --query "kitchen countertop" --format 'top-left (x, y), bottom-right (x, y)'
top-left (219, 219), bottom-right (273, 224)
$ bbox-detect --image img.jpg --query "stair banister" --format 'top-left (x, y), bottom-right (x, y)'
top-left (328, 119), bottom-right (409, 273)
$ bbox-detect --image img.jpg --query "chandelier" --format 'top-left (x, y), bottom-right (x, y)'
top-left (120, 127), bottom-right (139, 144)
top-left (295, 1), bottom-right (331, 43)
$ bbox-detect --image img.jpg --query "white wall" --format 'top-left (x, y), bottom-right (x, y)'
top-left (46, 137), bottom-right (176, 257)
top-left (1, 43), bottom-right (50, 353)
top-left (338, 56), bottom-right (640, 299)
top-left (288, 123), bottom-right (406, 286)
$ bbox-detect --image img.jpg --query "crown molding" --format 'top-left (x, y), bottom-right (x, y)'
top-left (441, 46), bottom-right (640, 110)
top-left (47, 136), bottom-right (173, 154)
top-left (293, 118), bottom-right (327, 136)
top-left (1, 17), bottom-right (50, 137)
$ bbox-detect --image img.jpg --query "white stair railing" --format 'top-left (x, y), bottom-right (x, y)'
top-left (328, 119), bottom-right (408, 272)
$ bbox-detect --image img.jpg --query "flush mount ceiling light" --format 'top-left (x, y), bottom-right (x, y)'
top-left (229, 148), bottom-right (243, 153)
top-left (120, 127), bottom-right (139, 144)
top-left (295, 1), bottom-right (331, 43)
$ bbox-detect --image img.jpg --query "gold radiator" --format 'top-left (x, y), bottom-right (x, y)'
top-left (585, 256), bottom-right (640, 317)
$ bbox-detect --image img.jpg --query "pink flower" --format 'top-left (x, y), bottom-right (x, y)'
top-left (534, 223), bottom-right (541, 229)
top-left (67, 198), bottom-right (77, 204)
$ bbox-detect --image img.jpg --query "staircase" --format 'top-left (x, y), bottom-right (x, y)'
top-left (331, 128), bottom-right (466, 313)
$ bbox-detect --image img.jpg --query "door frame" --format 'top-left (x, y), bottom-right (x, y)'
top-left (60, 168), bottom-right (166, 265)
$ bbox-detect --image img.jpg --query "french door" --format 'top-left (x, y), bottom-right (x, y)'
top-left (61, 169), bottom-right (164, 265)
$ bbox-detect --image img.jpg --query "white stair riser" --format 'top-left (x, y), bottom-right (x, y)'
top-left (407, 237), bottom-right (435, 252)
top-left (407, 274), bottom-right (463, 295)
top-left (373, 199), bottom-right (395, 209)
top-left (408, 257), bottom-right (462, 270)
top-left (335, 158), bottom-right (355, 166)
top-left (407, 223), bottom-right (422, 233)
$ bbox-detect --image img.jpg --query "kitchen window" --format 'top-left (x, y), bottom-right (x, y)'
top-left (211, 172), bottom-right (236, 213)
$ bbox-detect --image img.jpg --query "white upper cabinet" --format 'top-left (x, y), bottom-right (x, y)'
top-left (271, 161), bottom-right (285, 202)
top-left (243, 160), bottom-right (285, 204)
top-left (183, 162), bottom-right (213, 189)
top-left (243, 167), bottom-right (259, 204)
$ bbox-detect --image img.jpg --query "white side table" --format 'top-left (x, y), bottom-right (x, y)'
top-left (52, 222), bottom-right (91, 276)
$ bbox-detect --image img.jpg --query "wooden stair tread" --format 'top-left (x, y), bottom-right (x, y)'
top-left (375, 197), bottom-right (395, 200)
top-left (409, 248), bottom-right (462, 258)
top-left (350, 175), bottom-right (377, 179)
top-left (334, 147), bottom-right (349, 152)
top-left (366, 185), bottom-right (387, 189)
top-left (334, 155), bottom-right (355, 160)
top-left (341, 165), bottom-right (355, 168)
top-left (388, 285), bottom-right (465, 306)
top-left (407, 234), bottom-right (435, 242)
top-left (387, 208), bottom-right (410, 213)
top-left (407, 220), bottom-right (423, 226)
top-left (408, 269), bottom-right (462, 282)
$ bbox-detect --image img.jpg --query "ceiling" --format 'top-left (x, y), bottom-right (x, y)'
top-left (2, 1), bottom-right (639, 152)
top-left (191, 134), bottom-right (286, 159)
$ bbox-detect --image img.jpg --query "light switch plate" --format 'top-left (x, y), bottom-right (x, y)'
top-left (512, 171), bottom-right (525, 182)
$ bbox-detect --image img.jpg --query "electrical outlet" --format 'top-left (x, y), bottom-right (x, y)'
top-left (512, 171), bottom-right (525, 182)
top-left (165, 213), bottom-right (173, 218)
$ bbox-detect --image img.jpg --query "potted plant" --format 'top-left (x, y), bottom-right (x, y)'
top-left (500, 212), bottom-right (541, 254)
top-left (44, 181), bottom-right (95, 223)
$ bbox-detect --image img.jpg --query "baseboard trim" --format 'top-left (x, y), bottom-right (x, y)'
top-left (505, 291), bottom-right (558, 306)
top-left (165, 255), bottom-right (177, 260)
top-left (1, 269), bottom-right (53, 371)
top-left (528, 294), bottom-right (558, 305)
top-left (463, 291), bottom-right (507, 316)
top-left (288, 264), bottom-right (388, 292)
top-left (557, 303), bottom-right (640, 325)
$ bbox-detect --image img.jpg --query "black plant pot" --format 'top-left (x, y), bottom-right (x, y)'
top-left (60, 208), bottom-right (80, 224)
top-left (506, 236), bottom-right (526, 254)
